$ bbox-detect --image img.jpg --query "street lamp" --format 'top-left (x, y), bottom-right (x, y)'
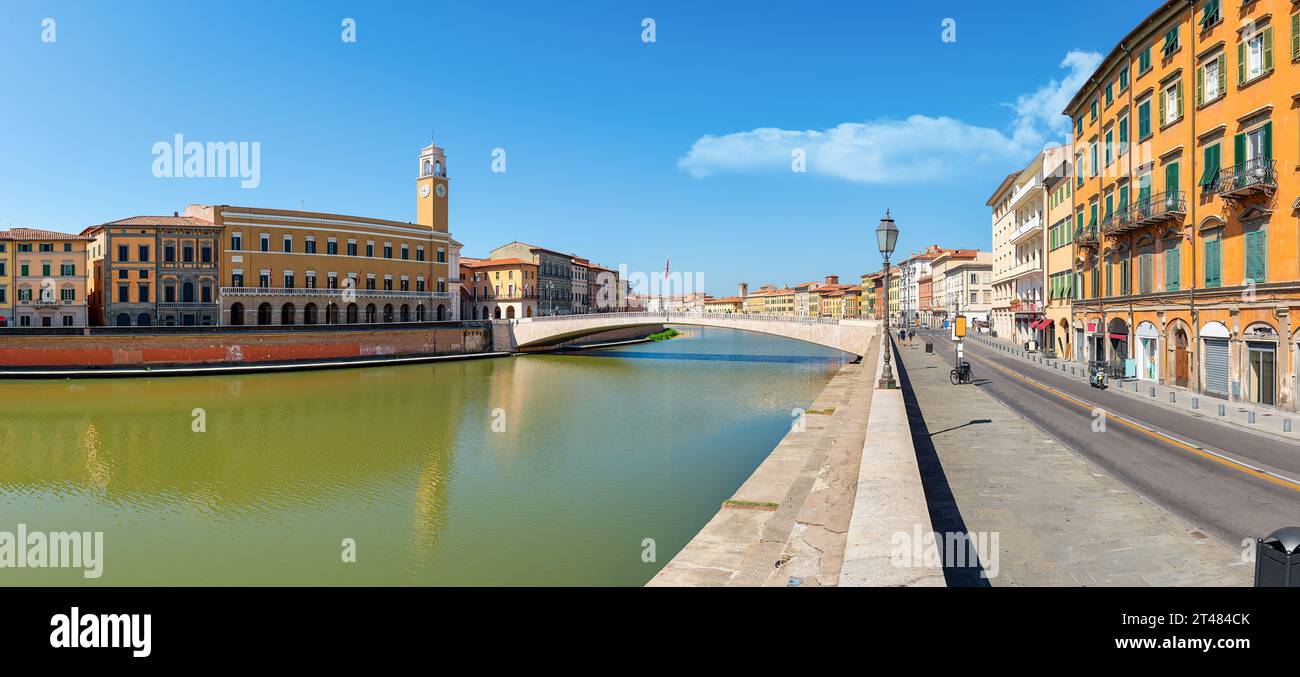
top-left (877, 210), bottom-right (899, 389)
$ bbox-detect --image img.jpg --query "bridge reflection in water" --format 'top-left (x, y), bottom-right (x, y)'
top-left (0, 326), bottom-right (853, 585)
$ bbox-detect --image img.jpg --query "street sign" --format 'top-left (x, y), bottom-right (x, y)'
top-left (953, 315), bottom-right (967, 339)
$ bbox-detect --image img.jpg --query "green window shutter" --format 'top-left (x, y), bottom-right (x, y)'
top-left (1239, 41), bottom-right (1247, 84)
top-left (1234, 132), bottom-right (1246, 167)
top-left (1118, 185), bottom-right (1130, 212)
top-left (1119, 116), bottom-right (1129, 148)
top-left (1292, 11), bottom-right (1300, 61)
top-left (1205, 238), bottom-right (1219, 287)
top-left (1165, 162), bottom-right (1179, 195)
top-left (1158, 91), bottom-right (1166, 128)
top-left (1139, 102), bottom-right (1150, 138)
top-left (1264, 27), bottom-right (1274, 72)
top-left (1263, 121), bottom-right (1273, 160)
top-left (1200, 145), bottom-right (1219, 186)
top-left (1166, 246), bottom-right (1179, 291)
top-left (1175, 80), bottom-right (1184, 119)
top-left (1196, 64), bottom-right (1204, 105)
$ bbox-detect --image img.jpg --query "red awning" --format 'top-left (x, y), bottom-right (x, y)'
top-left (1087, 322), bottom-right (1097, 332)
top-left (1039, 319), bottom-right (1052, 329)
top-left (1108, 333), bottom-right (1128, 340)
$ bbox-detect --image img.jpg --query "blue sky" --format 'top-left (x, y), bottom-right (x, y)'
top-left (0, 1), bottom-right (1157, 294)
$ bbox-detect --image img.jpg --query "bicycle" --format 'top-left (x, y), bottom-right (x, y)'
top-left (949, 360), bottom-right (972, 385)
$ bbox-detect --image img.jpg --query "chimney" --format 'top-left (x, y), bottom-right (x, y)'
top-left (738, 282), bottom-right (748, 298)
top-left (173, 211), bottom-right (179, 217)
top-left (825, 275), bottom-right (839, 286)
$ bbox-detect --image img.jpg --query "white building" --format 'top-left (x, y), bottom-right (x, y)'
top-left (989, 147), bottom-right (1064, 345)
top-left (932, 249), bottom-right (993, 328)
top-left (898, 245), bottom-right (945, 326)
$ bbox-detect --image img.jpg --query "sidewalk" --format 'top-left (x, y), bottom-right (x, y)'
top-left (894, 337), bottom-right (1251, 586)
top-left (970, 333), bottom-right (1299, 443)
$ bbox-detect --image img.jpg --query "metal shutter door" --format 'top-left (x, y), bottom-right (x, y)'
top-left (1203, 338), bottom-right (1230, 396)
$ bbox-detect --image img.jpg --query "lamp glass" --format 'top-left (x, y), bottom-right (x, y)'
top-left (876, 215), bottom-right (898, 256)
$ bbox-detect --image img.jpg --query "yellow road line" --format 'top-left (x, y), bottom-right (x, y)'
top-left (954, 338), bottom-right (1300, 494)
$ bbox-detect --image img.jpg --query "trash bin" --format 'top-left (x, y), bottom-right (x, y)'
top-left (1255, 527), bottom-right (1300, 587)
top-left (925, 342), bottom-right (933, 354)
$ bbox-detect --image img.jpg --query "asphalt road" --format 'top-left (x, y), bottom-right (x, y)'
top-left (913, 328), bottom-right (1300, 551)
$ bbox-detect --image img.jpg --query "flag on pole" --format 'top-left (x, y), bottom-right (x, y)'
top-left (664, 257), bottom-right (670, 279)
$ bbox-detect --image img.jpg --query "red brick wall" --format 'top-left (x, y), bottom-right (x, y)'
top-left (0, 328), bottom-right (490, 368)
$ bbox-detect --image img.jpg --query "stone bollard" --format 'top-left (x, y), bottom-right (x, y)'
top-left (1192, 397), bottom-right (1199, 410)
top-left (1286, 419), bottom-right (1293, 433)
top-left (1169, 392), bottom-right (1176, 403)
top-left (1248, 411), bottom-right (1256, 425)
top-left (1218, 404), bottom-right (1226, 417)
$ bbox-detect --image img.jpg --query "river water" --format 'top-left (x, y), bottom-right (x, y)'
top-left (0, 327), bottom-right (851, 585)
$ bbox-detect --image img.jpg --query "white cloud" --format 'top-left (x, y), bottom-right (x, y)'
top-left (676, 50), bottom-right (1102, 185)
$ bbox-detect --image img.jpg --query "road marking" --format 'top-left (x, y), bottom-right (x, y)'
top-left (950, 336), bottom-right (1300, 494)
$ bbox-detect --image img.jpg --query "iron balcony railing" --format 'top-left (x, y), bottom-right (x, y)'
top-left (1217, 157), bottom-right (1277, 197)
top-left (1126, 191), bottom-right (1186, 228)
top-left (1075, 223), bottom-right (1099, 247)
top-left (219, 287), bottom-right (453, 301)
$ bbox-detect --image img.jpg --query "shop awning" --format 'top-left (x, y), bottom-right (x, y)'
top-left (1109, 333), bottom-right (1128, 341)
top-left (1034, 319), bottom-right (1051, 330)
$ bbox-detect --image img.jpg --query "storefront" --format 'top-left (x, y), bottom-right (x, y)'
top-left (1136, 321), bottom-right (1159, 382)
top-left (1201, 321), bottom-right (1231, 398)
top-left (1243, 323), bottom-right (1279, 407)
top-left (1106, 317), bottom-right (1129, 369)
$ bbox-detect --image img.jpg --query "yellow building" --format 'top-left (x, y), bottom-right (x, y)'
top-left (0, 233), bottom-right (10, 326)
top-left (460, 256), bottom-right (538, 320)
top-left (763, 288), bottom-right (796, 316)
top-left (704, 296), bottom-right (743, 313)
top-left (1066, 0), bottom-right (1299, 409)
top-left (6, 228), bottom-right (91, 327)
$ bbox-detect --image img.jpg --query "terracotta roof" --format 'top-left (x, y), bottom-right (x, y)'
top-left (463, 257), bottom-right (535, 268)
top-left (706, 296), bottom-right (743, 303)
top-left (100, 215), bottom-right (214, 227)
top-left (1, 228), bottom-right (93, 241)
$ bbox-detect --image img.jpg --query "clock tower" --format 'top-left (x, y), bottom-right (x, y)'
top-left (416, 140), bottom-right (449, 232)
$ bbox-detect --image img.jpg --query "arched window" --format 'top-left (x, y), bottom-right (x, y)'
top-left (434, 161), bottom-right (442, 176)
top-left (526, 306), bottom-right (533, 318)
top-left (137, 314), bottom-right (152, 326)
top-left (230, 303), bottom-right (245, 326)
top-left (346, 303), bottom-right (359, 324)
top-left (281, 303), bottom-right (295, 325)
top-left (182, 282), bottom-right (195, 303)
top-left (423, 160), bottom-right (431, 176)
top-left (400, 304), bottom-right (410, 322)
top-left (258, 303), bottom-right (273, 325)
top-left (416, 304), bottom-right (425, 321)
top-left (365, 304), bottom-right (377, 323)
top-left (437, 304), bottom-right (446, 321)
top-left (116, 313), bottom-right (131, 327)
top-left (482, 306), bottom-right (489, 320)
top-left (304, 303), bottom-right (318, 325)
top-left (506, 306), bottom-right (516, 319)
top-left (326, 303), bottom-right (339, 324)
top-left (493, 306), bottom-right (502, 319)
top-left (383, 304), bottom-right (394, 323)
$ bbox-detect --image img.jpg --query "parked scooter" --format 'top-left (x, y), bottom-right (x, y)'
top-left (1089, 366), bottom-right (1108, 389)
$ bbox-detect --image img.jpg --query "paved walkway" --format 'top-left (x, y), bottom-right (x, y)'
top-left (970, 333), bottom-right (1298, 442)
top-left (648, 337), bottom-right (878, 587)
top-left (895, 337), bottom-right (1252, 586)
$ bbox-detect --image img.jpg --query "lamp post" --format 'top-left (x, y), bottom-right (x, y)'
top-left (877, 210), bottom-right (899, 389)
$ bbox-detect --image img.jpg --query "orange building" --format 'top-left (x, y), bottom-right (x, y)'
top-left (460, 257), bottom-right (539, 320)
top-left (1065, 0), bottom-right (1299, 409)
top-left (6, 228), bottom-right (92, 327)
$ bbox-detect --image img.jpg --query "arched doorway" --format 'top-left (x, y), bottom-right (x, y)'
top-left (1106, 317), bottom-right (1129, 369)
top-left (304, 303), bottom-right (318, 325)
top-left (1135, 321), bottom-right (1159, 381)
top-left (182, 282), bottom-right (195, 303)
top-left (383, 304), bottom-right (394, 323)
top-left (526, 306), bottom-right (533, 318)
top-left (400, 304), bottom-right (410, 322)
top-left (326, 303), bottom-right (339, 324)
top-left (416, 304), bottom-right (425, 321)
top-left (281, 303), bottom-right (296, 325)
top-left (365, 304), bottom-right (377, 323)
top-left (493, 306), bottom-right (502, 319)
top-left (258, 303), bottom-right (273, 325)
top-left (481, 306), bottom-right (489, 320)
top-left (1201, 321), bottom-right (1231, 397)
top-left (506, 306), bottom-right (516, 319)
top-left (346, 303), bottom-right (359, 324)
top-left (116, 313), bottom-right (131, 327)
top-left (1243, 322), bottom-right (1279, 406)
top-left (1168, 321), bottom-right (1190, 388)
top-left (230, 303), bottom-right (245, 326)
top-left (137, 314), bottom-right (152, 326)
top-left (436, 304), bottom-right (446, 321)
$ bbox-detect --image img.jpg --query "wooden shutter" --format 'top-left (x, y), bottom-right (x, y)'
top-left (1239, 41), bottom-right (1247, 84)
top-left (1175, 80), bottom-right (1184, 119)
top-left (1159, 89), bottom-right (1167, 127)
top-left (1263, 121), bottom-right (1272, 160)
top-left (1263, 27), bottom-right (1274, 72)
top-left (1234, 133), bottom-right (1246, 167)
top-left (1293, 11), bottom-right (1299, 61)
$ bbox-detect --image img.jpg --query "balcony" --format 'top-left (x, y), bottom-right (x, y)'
top-left (1074, 224), bottom-right (1099, 248)
top-left (1008, 177), bottom-right (1043, 211)
top-left (1000, 259), bottom-right (1043, 282)
top-left (1217, 158), bottom-right (1277, 199)
top-left (220, 287), bottom-right (453, 301)
top-left (1008, 215), bottom-right (1043, 245)
top-left (156, 302), bottom-right (219, 310)
top-left (1124, 191), bottom-right (1186, 231)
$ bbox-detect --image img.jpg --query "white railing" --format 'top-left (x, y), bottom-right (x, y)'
top-left (517, 311), bottom-right (846, 326)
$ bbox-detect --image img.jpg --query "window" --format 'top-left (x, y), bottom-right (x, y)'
top-left (1138, 99), bottom-right (1152, 139)
top-left (1139, 46), bottom-right (1152, 74)
top-left (1165, 242), bottom-right (1180, 291)
top-left (1160, 80), bottom-right (1183, 126)
top-left (1293, 10), bottom-right (1300, 62)
top-left (416, 247), bottom-right (425, 262)
top-left (1105, 82), bottom-right (1114, 107)
top-left (231, 272), bottom-right (244, 287)
top-left (1235, 122), bottom-right (1272, 167)
top-left (347, 241), bottom-right (357, 256)
top-left (1244, 228), bottom-right (1266, 283)
top-left (1240, 27), bottom-right (1273, 84)
top-left (284, 273), bottom-right (295, 289)
top-left (41, 263), bottom-right (50, 276)
top-left (1090, 100), bottom-right (1098, 122)
top-left (1199, 143), bottom-right (1221, 189)
top-left (282, 235), bottom-right (292, 253)
top-left (1118, 113), bottom-right (1129, 154)
top-left (260, 234), bottom-right (269, 252)
top-left (1162, 27), bottom-right (1179, 57)
top-left (231, 234), bottom-right (242, 250)
top-left (305, 238), bottom-right (316, 254)
top-left (1201, 0), bottom-right (1219, 29)
top-left (164, 245), bottom-right (176, 262)
top-left (383, 244), bottom-right (393, 259)
top-left (201, 246), bottom-right (212, 263)
top-left (117, 244), bottom-right (129, 262)
top-left (1165, 161), bottom-right (1180, 195)
top-left (1105, 129), bottom-right (1114, 166)
top-left (1088, 142), bottom-right (1098, 178)
top-left (1198, 54), bottom-right (1224, 103)
top-left (60, 263), bottom-right (74, 276)
top-left (137, 284), bottom-right (149, 303)
top-left (366, 242), bottom-right (374, 257)
top-left (1204, 236), bottom-right (1221, 288)
top-left (401, 244), bottom-right (409, 260)
top-left (1076, 155), bottom-right (1085, 188)
top-left (327, 239), bottom-right (338, 255)
top-left (183, 245), bottom-right (193, 263)
top-left (1076, 117), bottom-right (1083, 138)
top-left (1119, 65), bottom-right (1129, 92)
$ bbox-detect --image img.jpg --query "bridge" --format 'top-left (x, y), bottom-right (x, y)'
top-left (495, 312), bottom-right (880, 356)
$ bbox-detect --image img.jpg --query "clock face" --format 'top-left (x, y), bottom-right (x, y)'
top-left (435, 184), bottom-right (447, 198)
top-left (420, 184), bottom-right (431, 198)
